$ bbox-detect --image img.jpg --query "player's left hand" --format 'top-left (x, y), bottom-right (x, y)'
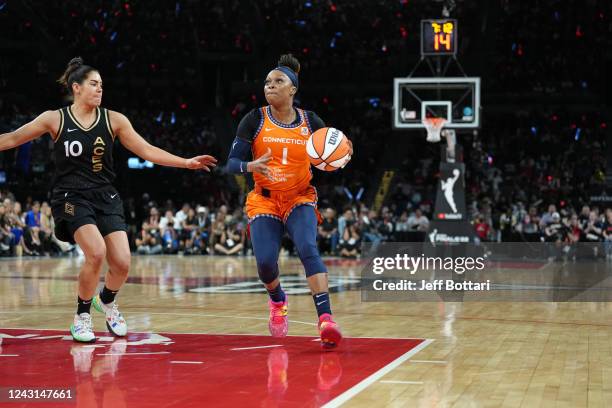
top-left (186, 155), bottom-right (218, 171)
top-left (341, 137), bottom-right (353, 168)
top-left (346, 138), bottom-right (353, 156)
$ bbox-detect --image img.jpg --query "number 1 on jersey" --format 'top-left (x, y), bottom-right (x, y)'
top-left (282, 147), bottom-right (288, 165)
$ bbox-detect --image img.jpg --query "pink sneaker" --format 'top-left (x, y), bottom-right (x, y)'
top-left (268, 298), bottom-right (288, 337)
top-left (318, 313), bottom-right (342, 349)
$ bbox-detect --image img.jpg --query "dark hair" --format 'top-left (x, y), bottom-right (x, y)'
top-left (278, 54), bottom-right (300, 74)
top-left (57, 57), bottom-right (98, 94)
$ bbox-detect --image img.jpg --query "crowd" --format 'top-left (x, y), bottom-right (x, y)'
top-left (0, 190), bottom-right (74, 257)
top-left (0, 1), bottom-right (610, 259)
top-left (0, 183), bottom-right (610, 259)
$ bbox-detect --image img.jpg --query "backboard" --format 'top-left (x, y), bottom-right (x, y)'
top-left (393, 77), bottom-right (480, 129)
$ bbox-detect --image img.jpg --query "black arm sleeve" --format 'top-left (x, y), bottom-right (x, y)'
top-left (306, 111), bottom-right (326, 132)
top-left (236, 108), bottom-right (263, 142)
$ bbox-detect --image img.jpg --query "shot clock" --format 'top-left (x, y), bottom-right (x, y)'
top-left (421, 19), bottom-right (458, 56)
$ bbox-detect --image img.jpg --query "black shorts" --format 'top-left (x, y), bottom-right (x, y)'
top-left (51, 185), bottom-right (127, 244)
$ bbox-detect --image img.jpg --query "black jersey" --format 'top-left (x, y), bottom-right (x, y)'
top-left (53, 106), bottom-right (116, 191)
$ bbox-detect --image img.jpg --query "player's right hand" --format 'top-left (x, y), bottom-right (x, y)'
top-left (247, 148), bottom-right (272, 179)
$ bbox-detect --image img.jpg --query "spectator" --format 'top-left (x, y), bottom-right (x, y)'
top-left (380, 212), bottom-right (395, 241)
top-left (583, 211), bottom-right (603, 243)
top-left (339, 222), bottom-right (361, 259)
top-left (174, 203), bottom-right (191, 239)
top-left (394, 211), bottom-right (411, 242)
top-left (25, 201), bottom-right (42, 229)
top-left (539, 204), bottom-right (557, 229)
top-left (407, 208), bottom-right (429, 232)
top-left (318, 208), bottom-right (339, 255)
top-left (474, 215), bottom-right (492, 242)
top-left (135, 222), bottom-right (163, 255)
top-left (603, 210), bottom-right (612, 260)
top-left (543, 212), bottom-right (565, 243)
top-left (40, 201), bottom-right (73, 254)
top-left (159, 210), bottom-right (179, 254)
top-left (9, 201), bottom-right (27, 256)
top-left (0, 203), bottom-right (13, 254)
top-left (136, 207), bottom-right (163, 254)
top-left (194, 206), bottom-right (212, 254)
top-left (337, 208), bottom-right (354, 240)
top-left (214, 223), bottom-right (243, 255)
top-left (361, 210), bottom-right (384, 245)
top-left (142, 207), bottom-right (162, 245)
top-left (566, 213), bottom-right (582, 244)
top-left (182, 208), bottom-right (200, 254)
top-left (210, 212), bottom-right (226, 254)
top-left (578, 205), bottom-right (591, 230)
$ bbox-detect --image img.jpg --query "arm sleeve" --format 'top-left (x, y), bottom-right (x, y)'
top-left (227, 109), bottom-right (261, 174)
top-left (227, 137), bottom-right (252, 174)
top-left (306, 111), bottom-right (326, 132)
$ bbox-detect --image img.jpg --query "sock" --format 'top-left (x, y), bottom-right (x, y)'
top-left (313, 292), bottom-right (332, 317)
top-left (100, 286), bottom-right (119, 304)
top-left (267, 284), bottom-right (286, 303)
top-left (77, 296), bottom-right (92, 315)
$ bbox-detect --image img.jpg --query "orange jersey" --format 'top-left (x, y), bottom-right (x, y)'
top-left (252, 106), bottom-right (313, 192)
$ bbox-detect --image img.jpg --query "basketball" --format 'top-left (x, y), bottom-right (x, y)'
top-left (306, 127), bottom-right (351, 171)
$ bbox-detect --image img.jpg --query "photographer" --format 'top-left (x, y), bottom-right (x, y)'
top-left (213, 221), bottom-right (243, 256)
top-left (135, 224), bottom-right (161, 255)
top-left (159, 210), bottom-right (179, 254)
top-left (338, 220), bottom-right (361, 258)
top-left (318, 208), bottom-right (338, 255)
top-left (194, 206), bottom-right (212, 255)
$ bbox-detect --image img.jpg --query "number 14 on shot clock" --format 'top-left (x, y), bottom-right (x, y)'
top-left (421, 19), bottom-right (458, 56)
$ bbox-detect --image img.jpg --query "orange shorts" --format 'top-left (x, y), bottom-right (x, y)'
top-left (246, 184), bottom-right (322, 224)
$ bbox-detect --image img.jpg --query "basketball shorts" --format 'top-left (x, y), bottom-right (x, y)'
top-left (51, 185), bottom-right (127, 244)
top-left (245, 184), bottom-right (322, 224)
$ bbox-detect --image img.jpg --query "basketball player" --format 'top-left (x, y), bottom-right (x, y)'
top-left (227, 54), bottom-right (352, 348)
top-left (0, 57), bottom-right (217, 342)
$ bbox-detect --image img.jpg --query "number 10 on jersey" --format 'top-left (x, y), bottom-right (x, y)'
top-left (64, 141), bottom-right (83, 157)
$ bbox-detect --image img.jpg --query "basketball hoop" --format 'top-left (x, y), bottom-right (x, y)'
top-left (424, 117), bottom-right (446, 143)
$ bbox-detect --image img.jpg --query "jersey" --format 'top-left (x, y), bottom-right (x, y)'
top-left (237, 106), bottom-right (325, 191)
top-left (53, 106), bottom-right (116, 191)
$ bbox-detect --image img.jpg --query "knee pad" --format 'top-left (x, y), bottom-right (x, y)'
top-left (256, 255), bottom-right (279, 284)
top-left (295, 240), bottom-right (327, 277)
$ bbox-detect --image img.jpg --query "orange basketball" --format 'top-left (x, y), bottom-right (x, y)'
top-left (306, 127), bottom-right (351, 171)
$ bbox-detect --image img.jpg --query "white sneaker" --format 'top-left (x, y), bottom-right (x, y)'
top-left (71, 344), bottom-right (96, 372)
top-left (92, 295), bottom-right (127, 337)
top-left (70, 313), bottom-right (96, 343)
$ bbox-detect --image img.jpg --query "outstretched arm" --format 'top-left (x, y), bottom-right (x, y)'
top-left (0, 110), bottom-right (60, 151)
top-left (110, 110), bottom-right (217, 171)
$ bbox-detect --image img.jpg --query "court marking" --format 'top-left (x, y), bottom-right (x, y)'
top-left (0, 354), bottom-right (19, 357)
top-left (170, 361), bottom-right (204, 364)
top-left (0, 327), bottom-right (429, 341)
top-left (322, 338), bottom-right (434, 408)
top-left (7, 307), bottom-right (612, 329)
top-left (96, 351), bottom-right (171, 356)
top-left (231, 345), bottom-right (282, 351)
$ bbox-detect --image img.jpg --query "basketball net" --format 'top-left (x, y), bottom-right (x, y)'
top-left (424, 117), bottom-right (446, 143)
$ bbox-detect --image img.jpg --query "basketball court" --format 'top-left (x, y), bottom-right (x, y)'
top-left (2, 255), bottom-right (611, 407)
top-left (0, 2), bottom-right (610, 407)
